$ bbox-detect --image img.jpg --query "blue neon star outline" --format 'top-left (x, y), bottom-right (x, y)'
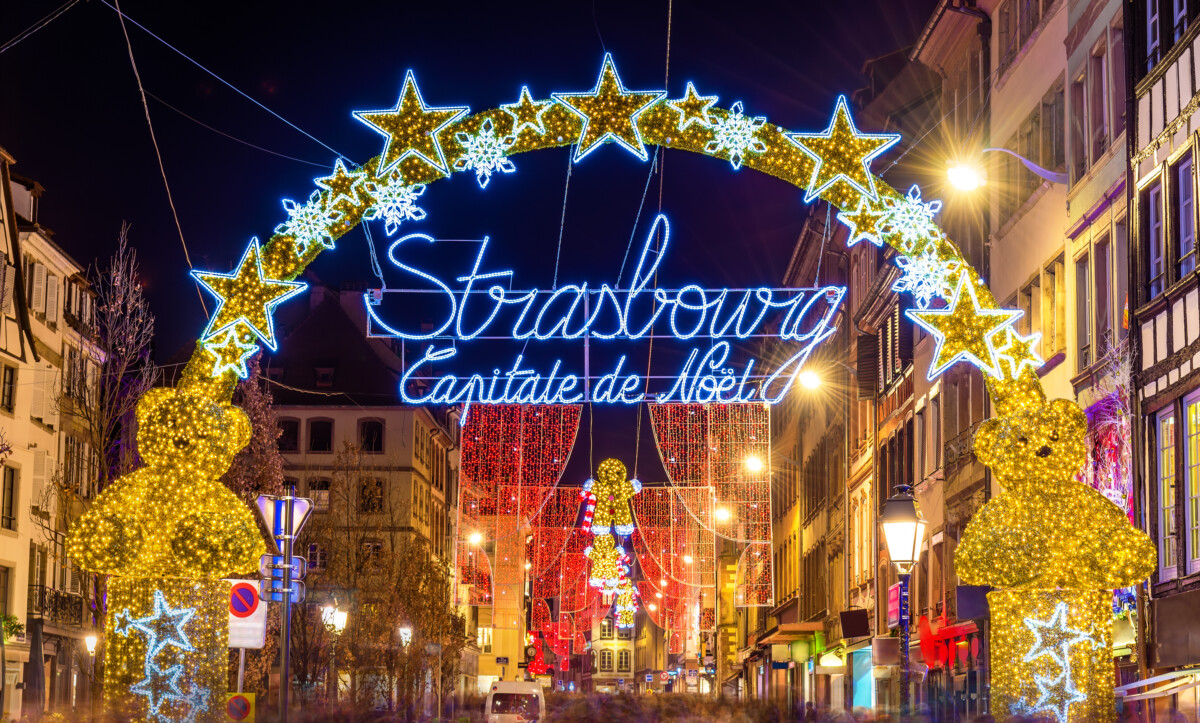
top-left (1030, 669), bottom-right (1088, 723)
top-left (314, 158), bottom-right (368, 208)
top-left (666, 81), bottom-right (718, 131)
top-left (551, 53), bottom-right (666, 163)
top-left (1024, 602), bottom-right (1094, 666)
top-left (163, 685), bottom-right (211, 723)
top-left (191, 239), bottom-right (307, 351)
top-left (202, 327), bottom-right (259, 379)
top-left (113, 609), bottom-right (134, 636)
top-left (501, 85), bottom-right (554, 138)
top-left (126, 590), bottom-right (196, 661)
top-left (131, 663), bottom-right (186, 717)
top-left (905, 271), bottom-right (1021, 380)
top-left (994, 326), bottom-right (1045, 379)
top-left (352, 70), bottom-right (469, 177)
top-left (786, 95), bottom-right (900, 203)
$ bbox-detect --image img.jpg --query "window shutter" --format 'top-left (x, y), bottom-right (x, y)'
top-left (1, 263), bottom-right (14, 314)
top-left (43, 368), bottom-right (57, 428)
top-left (31, 263), bottom-right (45, 313)
top-left (899, 306), bottom-right (913, 366)
top-left (31, 449), bottom-right (46, 511)
top-left (45, 275), bottom-right (59, 323)
top-left (856, 333), bottom-right (878, 399)
top-left (29, 368), bottom-right (44, 420)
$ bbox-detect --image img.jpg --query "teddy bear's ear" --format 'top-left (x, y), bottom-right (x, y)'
top-left (1048, 398), bottom-right (1087, 436)
top-left (972, 418), bottom-right (1002, 468)
top-left (135, 388), bottom-right (176, 428)
top-left (224, 404), bottom-right (252, 454)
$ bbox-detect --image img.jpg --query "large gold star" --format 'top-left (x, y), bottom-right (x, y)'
top-left (202, 328), bottom-right (259, 379)
top-left (353, 70), bottom-right (469, 176)
top-left (994, 326), bottom-right (1045, 378)
top-left (666, 81), bottom-right (718, 131)
top-left (315, 158), bottom-right (367, 209)
top-left (192, 239), bottom-right (307, 350)
top-left (502, 85), bottom-right (553, 138)
top-left (837, 196), bottom-right (890, 247)
top-left (787, 95), bottom-right (900, 203)
top-left (906, 272), bottom-right (1021, 379)
top-left (552, 53), bottom-right (665, 162)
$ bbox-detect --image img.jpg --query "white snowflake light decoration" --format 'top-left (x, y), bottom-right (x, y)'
top-left (276, 191), bottom-right (339, 255)
top-left (704, 101), bottom-right (767, 170)
top-left (892, 247), bottom-right (960, 309)
top-left (453, 117), bottom-right (516, 188)
top-left (364, 173), bottom-right (428, 235)
top-left (880, 184), bottom-right (942, 251)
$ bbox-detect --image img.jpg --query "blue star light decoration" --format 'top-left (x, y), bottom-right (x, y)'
top-left (353, 70), bottom-right (469, 177)
top-left (501, 85), bottom-right (553, 138)
top-left (1012, 603), bottom-right (1096, 723)
top-left (202, 327), bottom-right (259, 379)
top-left (892, 247), bottom-right (960, 310)
top-left (906, 271), bottom-right (1022, 380)
top-left (705, 101), bottom-right (768, 170)
top-left (994, 326), bottom-right (1045, 378)
top-left (276, 190), bottom-right (339, 255)
top-left (126, 590), bottom-right (196, 660)
top-left (453, 117), bottom-right (517, 188)
top-left (880, 185), bottom-right (943, 252)
top-left (130, 663), bottom-right (186, 719)
top-left (666, 81), bottom-right (718, 131)
top-left (786, 95), bottom-right (900, 203)
top-left (364, 173), bottom-right (427, 236)
top-left (551, 53), bottom-right (665, 163)
top-left (120, 590), bottom-right (210, 722)
top-left (192, 239), bottom-right (308, 351)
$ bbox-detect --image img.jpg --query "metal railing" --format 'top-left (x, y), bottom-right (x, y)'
top-left (28, 585), bottom-right (83, 627)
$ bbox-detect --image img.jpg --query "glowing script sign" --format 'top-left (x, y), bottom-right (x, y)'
top-left (365, 214), bottom-right (844, 418)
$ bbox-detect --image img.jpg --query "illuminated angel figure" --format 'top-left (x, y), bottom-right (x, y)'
top-left (584, 534), bottom-right (628, 591)
top-left (584, 457), bottom-right (642, 536)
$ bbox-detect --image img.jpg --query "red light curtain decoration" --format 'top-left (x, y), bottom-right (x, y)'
top-left (457, 404), bottom-right (581, 630)
top-left (649, 403), bottom-right (773, 607)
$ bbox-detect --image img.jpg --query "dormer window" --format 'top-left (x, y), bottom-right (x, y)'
top-left (315, 367), bottom-right (334, 388)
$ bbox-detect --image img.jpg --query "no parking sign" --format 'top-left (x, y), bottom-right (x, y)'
top-left (225, 692), bottom-right (255, 722)
top-left (226, 580), bottom-right (267, 649)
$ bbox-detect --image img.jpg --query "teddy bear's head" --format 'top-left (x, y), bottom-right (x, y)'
top-left (596, 458), bottom-right (627, 488)
top-left (973, 398), bottom-right (1087, 488)
top-left (135, 387), bottom-right (251, 475)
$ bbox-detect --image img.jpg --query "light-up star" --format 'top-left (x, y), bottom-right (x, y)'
top-left (126, 590), bottom-right (196, 660)
top-left (502, 86), bottom-right (553, 138)
top-left (905, 271), bottom-right (1022, 379)
top-left (353, 70), bottom-right (469, 176)
top-left (666, 81), bottom-right (718, 131)
top-left (787, 95), bottom-right (900, 203)
top-left (202, 328), bottom-right (259, 379)
top-left (113, 609), bottom-right (134, 636)
top-left (131, 663), bottom-right (186, 717)
top-left (1024, 602), bottom-right (1094, 666)
top-left (1030, 670), bottom-right (1088, 723)
top-left (837, 196), bottom-right (890, 247)
top-left (315, 158), bottom-right (367, 209)
top-left (994, 326), bottom-right (1045, 379)
top-left (552, 53), bottom-right (666, 163)
top-left (192, 239), bottom-right (307, 351)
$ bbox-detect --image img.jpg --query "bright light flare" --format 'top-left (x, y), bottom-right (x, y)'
top-left (468, 532), bottom-right (483, 545)
top-left (745, 455), bottom-right (764, 473)
top-left (948, 163), bottom-right (984, 191)
top-left (798, 369), bottom-right (821, 389)
top-left (683, 554), bottom-right (694, 564)
top-left (714, 507), bottom-right (731, 522)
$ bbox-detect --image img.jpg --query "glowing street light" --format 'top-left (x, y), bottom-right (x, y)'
top-left (648, 603), bottom-right (657, 611)
top-left (947, 163), bottom-right (984, 191)
top-left (468, 531), bottom-right (483, 546)
top-left (321, 606), bottom-right (348, 634)
top-left (798, 369), bottom-right (821, 389)
top-left (398, 625), bottom-right (413, 648)
top-left (714, 507), bottom-right (731, 522)
top-left (84, 635), bottom-right (98, 656)
top-left (744, 455), bottom-right (764, 473)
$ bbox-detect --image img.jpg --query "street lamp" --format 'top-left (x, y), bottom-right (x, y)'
top-left (744, 455), bottom-right (764, 473)
top-left (947, 148), bottom-right (1068, 191)
top-left (880, 483), bottom-right (926, 721)
top-left (84, 635), bottom-right (98, 656)
top-left (713, 507), bottom-right (731, 522)
top-left (798, 369), bottom-right (821, 389)
top-left (398, 625), bottom-right (413, 649)
top-left (322, 605), bottom-right (347, 705)
top-left (468, 531), bottom-right (483, 546)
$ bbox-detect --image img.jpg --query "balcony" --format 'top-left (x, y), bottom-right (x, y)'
top-left (28, 585), bottom-right (83, 628)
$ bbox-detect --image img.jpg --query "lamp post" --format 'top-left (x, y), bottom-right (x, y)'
top-left (84, 635), bottom-right (98, 722)
top-left (322, 605), bottom-right (347, 705)
top-left (880, 483), bottom-right (926, 721)
top-left (947, 147), bottom-right (1068, 191)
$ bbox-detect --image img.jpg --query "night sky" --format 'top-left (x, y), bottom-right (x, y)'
top-left (2, 0), bottom-right (938, 475)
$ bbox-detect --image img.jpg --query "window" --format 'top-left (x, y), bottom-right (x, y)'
top-left (1177, 156), bottom-right (1196, 277)
top-left (360, 478), bottom-right (384, 513)
top-left (998, 0), bottom-right (1048, 71)
top-left (1147, 181), bottom-right (1166, 299)
top-left (315, 367), bottom-right (334, 388)
top-left (1147, 0), bottom-right (1162, 71)
top-left (1116, 220), bottom-right (1130, 340)
top-left (1090, 41), bottom-right (1108, 163)
top-left (1, 468), bottom-right (14, 531)
top-left (477, 627), bottom-right (493, 654)
top-left (1041, 82), bottom-right (1066, 175)
top-left (362, 540), bottom-right (383, 567)
top-left (1187, 396), bottom-right (1200, 574)
top-left (1018, 276), bottom-right (1040, 339)
top-left (916, 410), bottom-right (926, 479)
top-left (1175, 0), bottom-right (1190, 41)
top-left (1070, 70), bottom-right (1087, 183)
top-left (309, 479), bottom-right (330, 512)
top-left (278, 419), bottom-right (299, 453)
top-left (1111, 21), bottom-right (1127, 138)
top-left (1043, 256), bottom-right (1067, 354)
top-left (600, 617), bottom-right (613, 640)
top-left (618, 650), bottom-right (631, 671)
top-left (599, 650), bottom-right (613, 672)
top-left (308, 419), bottom-right (333, 453)
top-left (1095, 237), bottom-right (1112, 355)
top-left (359, 419), bottom-right (384, 454)
top-left (932, 397), bottom-right (941, 471)
top-left (1076, 256), bottom-right (1091, 370)
top-left (307, 543), bottom-right (327, 571)
top-left (0, 367), bottom-right (13, 413)
top-left (618, 625), bottom-right (632, 640)
top-left (1159, 409), bottom-right (1178, 579)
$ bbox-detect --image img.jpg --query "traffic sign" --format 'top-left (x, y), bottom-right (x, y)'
top-left (255, 495), bottom-right (314, 554)
top-left (645, 674), bottom-right (653, 682)
top-left (659, 672), bottom-right (669, 682)
top-left (225, 692), bottom-right (255, 721)
top-left (227, 581), bottom-right (267, 649)
top-left (259, 554), bottom-right (307, 580)
top-left (259, 578), bottom-right (305, 604)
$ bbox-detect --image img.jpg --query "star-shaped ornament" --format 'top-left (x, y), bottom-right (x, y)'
top-left (552, 53), bottom-right (665, 162)
top-left (113, 609), bottom-right (134, 636)
top-left (905, 271), bottom-right (1021, 379)
top-left (502, 86), bottom-right (553, 138)
top-left (1024, 602), bottom-right (1094, 666)
top-left (994, 327), bottom-right (1045, 379)
top-left (666, 81), bottom-right (718, 131)
top-left (202, 328), bottom-right (259, 379)
top-left (127, 591), bottom-right (196, 660)
top-left (315, 158), bottom-right (367, 209)
top-left (131, 663), bottom-right (186, 717)
top-left (193, 239), bottom-right (307, 351)
top-left (353, 70), bottom-right (469, 176)
top-left (838, 196), bottom-right (891, 247)
top-left (1030, 669), bottom-right (1087, 723)
top-left (787, 95), bottom-right (900, 203)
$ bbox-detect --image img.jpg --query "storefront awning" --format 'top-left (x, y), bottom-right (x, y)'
top-left (1116, 667), bottom-right (1200, 701)
top-left (758, 622), bottom-right (824, 645)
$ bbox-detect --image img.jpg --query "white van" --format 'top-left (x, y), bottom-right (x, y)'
top-left (485, 680), bottom-right (545, 722)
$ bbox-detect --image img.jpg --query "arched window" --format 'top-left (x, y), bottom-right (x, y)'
top-left (359, 418), bottom-right (384, 454)
top-left (599, 650), bottom-right (613, 672)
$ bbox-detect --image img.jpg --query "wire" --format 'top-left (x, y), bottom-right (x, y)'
top-left (113, 0), bottom-right (207, 315)
top-left (144, 91), bottom-right (328, 168)
top-left (551, 145), bottom-right (574, 291)
top-left (814, 202), bottom-right (830, 286)
top-left (98, 0), bottom-right (350, 162)
top-left (615, 151), bottom-right (660, 289)
top-left (0, 0), bottom-right (81, 55)
top-left (361, 220), bottom-right (386, 290)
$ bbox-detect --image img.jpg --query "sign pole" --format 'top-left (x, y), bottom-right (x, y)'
top-left (238, 648), bottom-right (246, 694)
top-left (279, 487), bottom-right (295, 722)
